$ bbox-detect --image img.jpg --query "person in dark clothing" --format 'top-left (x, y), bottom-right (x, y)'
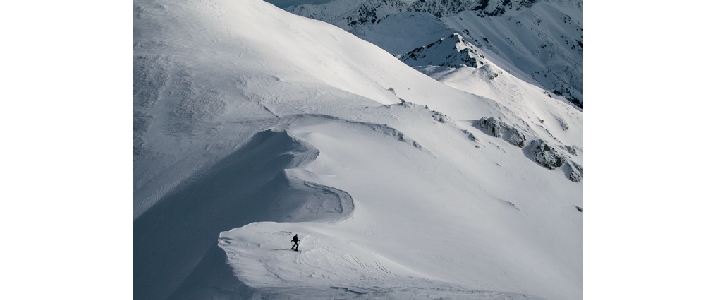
top-left (291, 234), bottom-right (300, 251)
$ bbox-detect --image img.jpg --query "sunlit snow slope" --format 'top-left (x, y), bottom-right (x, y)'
top-left (133, 0), bottom-right (582, 299)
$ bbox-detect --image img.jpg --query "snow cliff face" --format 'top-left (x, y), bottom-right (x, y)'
top-left (287, 0), bottom-right (583, 107)
top-left (134, 0), bottom-right (582, 299)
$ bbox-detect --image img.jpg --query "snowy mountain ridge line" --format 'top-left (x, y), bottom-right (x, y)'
top-left (287, 0), bottom-right (545, 30)
top-left (134, 0), bottom-right (582, 299)
top-left (396, 31), bottom-right (583, 172)
top-left (286, 0), bottom-right (583, 106)
top-left (442, 0), bottom-right (583, 106)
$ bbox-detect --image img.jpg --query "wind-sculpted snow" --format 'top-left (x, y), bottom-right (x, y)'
top-left (272, 113), bottom-right (428, 152)
top-left (133, 114), bottom-right (437, 299)
top-left (220, 109), bottom-right (580, 299)
top-left (134, 129), bottom-right (351, 299)
top-left (133, 105), bottom-right (449, 299)
top-left (298, 182), bottom-right (354, 220)
top-left (134, 0), bottom-right (582, 299)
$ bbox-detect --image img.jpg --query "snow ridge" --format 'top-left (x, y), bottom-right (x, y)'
top-left (134, 129), bottom-right (330, 299)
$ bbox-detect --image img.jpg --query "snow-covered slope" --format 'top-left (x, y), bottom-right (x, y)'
top-left (398, 31), bottom-right (582, 150)
top-left (287, 0), bottom-right (583, 106)
top-left (443, 0), bottom-right (583, 106)
top-left (134, 0), bottom-right (582, 299)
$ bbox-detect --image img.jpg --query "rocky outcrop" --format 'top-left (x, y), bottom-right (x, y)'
top-left (473, 117), bottom-right (526, 147)
top-left (524, 140), bottom-right (584, 182)
top-left (562, 145), bottom-right (578, 156)
top-left (527, 139), bottom-right (565, 170)
top-left (400, 33), bottom-right (490, 69)
top-left (564, 161), bottom-right (583, 182)
top-left (473, 119), bottom-right (582, 182)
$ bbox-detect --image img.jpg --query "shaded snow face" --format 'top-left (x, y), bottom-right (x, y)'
top-left (134, 129), bottom-right (351, 299)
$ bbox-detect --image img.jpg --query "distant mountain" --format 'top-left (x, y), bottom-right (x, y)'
top-left (288, 0), bottom-right (542, 30)
top-left (287, 0), bottom-right (583, 107)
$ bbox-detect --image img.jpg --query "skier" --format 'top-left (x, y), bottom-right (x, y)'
top-left (291, 234), bottom-right (300, 251)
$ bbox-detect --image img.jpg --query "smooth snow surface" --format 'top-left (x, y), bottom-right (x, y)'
top-left (134, 0), bottom-right (582, 299)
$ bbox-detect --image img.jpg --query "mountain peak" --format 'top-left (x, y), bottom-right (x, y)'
top-left (399, 32), bottom-right (490, 69)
